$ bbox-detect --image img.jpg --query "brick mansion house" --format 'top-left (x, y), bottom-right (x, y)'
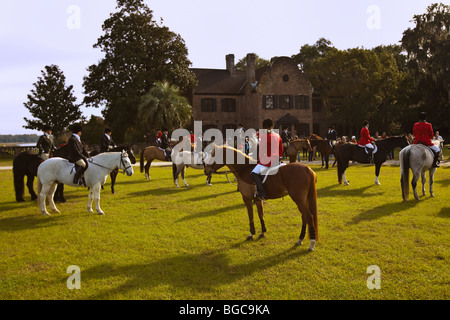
top-left (191, 53), bottom-right (328, 137)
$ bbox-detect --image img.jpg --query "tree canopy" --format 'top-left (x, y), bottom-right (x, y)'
top-left (82, 0), bottom-right (197, 142)
top-left (23, 65), bottom-right (83, 139)
top-left (401, 3), bottom-right (450, 134)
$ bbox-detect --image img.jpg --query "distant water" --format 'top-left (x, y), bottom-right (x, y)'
top-left (18, 143), bottom-right (37, 147)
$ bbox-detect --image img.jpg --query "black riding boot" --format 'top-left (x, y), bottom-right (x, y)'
top-left (432, 151), bottom-right (440, 168)
top-left (73, 166), bottom-right (87, 186)
top-left (366, 149), bottom-right (374, 163)
top-left (165, 148), bottom-right (172, 161)
top-left (251, 172), bottom-right (266, 200)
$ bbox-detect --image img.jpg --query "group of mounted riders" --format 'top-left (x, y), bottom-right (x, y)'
top-left (34, 111), bottom-right (442, 201)
top-left (36, 124), bottom-right (117, 187)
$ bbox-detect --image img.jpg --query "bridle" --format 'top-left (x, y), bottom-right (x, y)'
top-left (88, 153), bottom-right (132, 174)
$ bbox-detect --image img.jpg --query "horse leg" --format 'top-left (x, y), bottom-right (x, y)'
top-left (325, 154), bottom-right (329, 169)
top-left (411, 169), bottom-right (421, 201)
top-left (374, 163), bottom-right (381, 185)
top-left (343, 169), bottom-right (349, 186)
top-left (39, 183), bottom-right (52, 216)
top-left (182, 166), bottom-right (189, 187)
top-left (421, 171), bottom-right (426, 196)
top-left (110, 170), bottom-right (117, 194)
top-left (243, 196), bottom-right (256, 240)
top-left (27, 174), bottom-right (38, 200)
top-left (206, 174), bottom-right (212, 186)
top-left (296, 216), bottom-right (307, 246)
top-left (295, 202), bottom-right (316, 251)
top-left (255, 199), bottom-right (266, 238)
top-left (93, 183), bottom-right (104, 215)
top-left (47, 183), bottom-right (60, 213)
top-left (56, 183), bottom-right (66, 203)
top-left (429, 168), bottom-right (436, 198)
top-left (145, 160), bottom-right (153, 179)
top-left (87, 187), bottom-right (95, 213)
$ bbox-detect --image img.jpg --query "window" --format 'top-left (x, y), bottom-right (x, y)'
top-left (201, 98), bottom-right (217, 112)
top-left (221, 98), bottom-right (237, 112)
top-left (262, 95), bottom-right (277, 109)
top-left (296, 123), bottom-right (310, 137)
top-left (295, 95), bottom-right (309, 109)
top-left (280, 95), bottom-right (293, 109)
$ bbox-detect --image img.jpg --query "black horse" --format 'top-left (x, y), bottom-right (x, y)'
top-left (89, 145), bottom-right (136, 194)
top-left (13, 146), bottom-right (69, 202)
top-left (336, 135), bottom-right (410, 186)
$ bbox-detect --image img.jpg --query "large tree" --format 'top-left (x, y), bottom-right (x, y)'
top-left (83, 0), bottom-right (197, 142)
top-left (23, 65), bottom-right (83, 139)
top-left (292, 38), bottom-right (334, 72)
top-left (309, 47), bottom-right (404, 135)
top-left (401, 3), bottom-right (450, 136)
top-left (137, 81), bottom-right (192, 133)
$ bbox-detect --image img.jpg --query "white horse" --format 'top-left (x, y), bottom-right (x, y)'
top-left (37, 151), bottom-right (133, 215)
top-left (400, 140), bottom-right (442, 201)
top-left (171, 151), bottom-right (212, 187)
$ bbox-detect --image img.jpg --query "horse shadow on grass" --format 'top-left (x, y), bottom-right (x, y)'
top-left (82, 242), bottom-right (311, 299)
top-left (316, 184), bottom-right (376, 198)
top-left (347, 199), bottom-right (420, 225)
top-left (176, 203), bottom-right (244, 223)
top-left (0, 213), bottom-right (66, 232)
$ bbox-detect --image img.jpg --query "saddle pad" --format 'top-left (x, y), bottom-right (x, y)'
top-left (262, 162), bottom-right (287, 184)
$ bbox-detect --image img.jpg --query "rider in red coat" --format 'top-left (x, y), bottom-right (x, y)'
top-left (251, 119), bottom-right (283, 200)
top-left (358, 120), bottom-right (375, 163)
top-left (413, 112), bottom-right (440, 167)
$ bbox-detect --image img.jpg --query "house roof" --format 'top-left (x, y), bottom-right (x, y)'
top-left (191, 68), bottom-right (247, 95)
top-left (276, 113), bottom-right (299, 124)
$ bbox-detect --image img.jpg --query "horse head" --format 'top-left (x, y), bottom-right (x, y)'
top-left (119, 151), bottom-right (134, 176)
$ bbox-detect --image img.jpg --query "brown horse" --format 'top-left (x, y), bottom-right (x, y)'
top-left (204, 145), bottom-right (319, 251)
top-left (285, 139), bottom-right (312, 163)
top-left (140, 146), bottom-right (168, 179)
top-left (308, 135), bottom-right (340, 169)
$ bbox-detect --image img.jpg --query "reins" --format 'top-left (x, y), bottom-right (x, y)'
top-left (212, 170), bottom-right (238, 186)
top-left (87, 154), bottom-right (132, 174)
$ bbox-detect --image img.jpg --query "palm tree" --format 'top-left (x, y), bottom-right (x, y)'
top-left (138, 81), bottom-right (192, 133)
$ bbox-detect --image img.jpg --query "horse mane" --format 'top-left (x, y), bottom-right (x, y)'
top-left (217, 144), bottom-right (257, 163)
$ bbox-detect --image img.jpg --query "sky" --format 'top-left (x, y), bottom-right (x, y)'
top-left (1, 0), bottom-right (448, 135)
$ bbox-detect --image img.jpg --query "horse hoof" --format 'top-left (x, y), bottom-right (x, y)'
top-left (258, 233), bottom-right (265, 239)
top-left (246, 235), bottom-right (254, 241)
top-left (296, 239), bottom-right (303, 246)
top-left (98, 212), bottom-right (105, 215)
top-left (42, 212), bottom-right (51, 216)
top-left (17, 199), bottom-right (25, 203)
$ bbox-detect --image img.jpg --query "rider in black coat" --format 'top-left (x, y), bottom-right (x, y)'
top-left (67, 124), bottom-right (89, 185)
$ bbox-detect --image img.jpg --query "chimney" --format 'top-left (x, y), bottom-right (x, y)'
top-left (226, 54), bottom-right (235, 73)
top-left (246, 53), bottom-right (256, 88)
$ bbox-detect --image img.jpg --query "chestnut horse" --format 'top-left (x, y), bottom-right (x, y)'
top-left (204, 145), bottom-right (319, 251)
top-left (285, 139), bottom-right (312, 163)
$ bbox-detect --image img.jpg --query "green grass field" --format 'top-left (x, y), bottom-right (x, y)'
top-left (0, 160), bottom-right (449, 300)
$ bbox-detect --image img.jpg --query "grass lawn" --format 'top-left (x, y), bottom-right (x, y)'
top-left (0, 160), bottom-right (449, 300)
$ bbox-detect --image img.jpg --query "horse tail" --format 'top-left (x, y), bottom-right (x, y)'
top-left (400, 148), bottom-right (410, 201)
top-left (140, 148), bottom-right (145, 173)
top-left (308, 168), bottom-right (319, 241)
